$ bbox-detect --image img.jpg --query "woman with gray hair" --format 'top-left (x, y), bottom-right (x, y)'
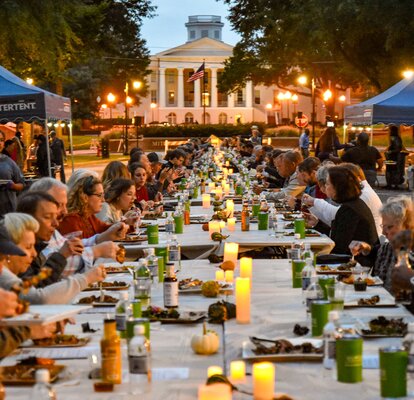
top-left (350, 196), bottom-right (414, 291)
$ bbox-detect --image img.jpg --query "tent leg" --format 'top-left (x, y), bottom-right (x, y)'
top-left (45, 120), bottom-right (52, 177)
top-left (370, 125), bottom-right (373, 146)
top-left (69, 121), bottom-right (74, 173)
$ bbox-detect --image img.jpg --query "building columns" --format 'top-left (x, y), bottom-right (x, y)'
top-left (246, 80), bottom-right (253, 108)
top-left (159, 68), bottom-right (166, 108)
top-left (227, 92), bottom-right (235, 108)
top-left (177, 68), bottom-right (184, 108)
top-left (211, 68), bottom-right (218, 108)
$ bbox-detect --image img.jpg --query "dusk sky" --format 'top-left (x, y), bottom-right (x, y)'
top-left (141, 0), bottom-right (241, 53)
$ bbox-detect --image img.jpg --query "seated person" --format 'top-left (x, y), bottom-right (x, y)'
top-left (296, 157), bottom-right (325, 198)
top-left (350, 196), bottom-right (414, 291)
top-left (102, 161), bottom-right (130, 191)
top-left (304, 166), bottom-right (378, 265)
top-left (1, 213), bottom-right (106, 304)
top-left (58, 175), bottom-right (128, 239)
top-left (96, 178), bottom-right (138, 225)
top-left (0, 224), bottom-right (55, 358)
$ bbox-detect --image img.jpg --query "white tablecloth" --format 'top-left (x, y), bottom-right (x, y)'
top-left (4, 259), bottom-right (410, 399)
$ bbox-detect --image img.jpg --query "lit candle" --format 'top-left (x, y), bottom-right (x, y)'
top-left (226, 199), bottom-right (234, 217)
top-left (229, 168), bottom-right (233, 174)
top-left (207, 365), bottom-right (223, 377)
top-left (225, 270), bottom-right (234, 283)
top-left (236, 277), bottom-right (250, 324)
top-left (215, 187), bottom-right (223, 200)
top-left (221, 179), bottom-right (226, 187)
top-left (208, 221), bottom-right (221, 235)
top-left (227, 217), bottom-right (236, 232)
top-left (207, 182), bottom-right (215, 194)
top-left (224, 183), bottom-right (230, 196)
top-left (253, 362), bottom-right (275, 400)
top-left (198, 383), bottom-right (232, 400)
top-left (226, 160), bottom-right (230, 167)
top-left (219, 220), bottom-right (226, 230)
top-left (230, 360), bottom-right (246, 383)
top-left (202, 194), bottom-right (211, 209)
top-left (215, 270), bottom-right (225, 281)
top-left (223, 242), bottom-right (239, 267)
top-left (240, 257), bottom-right (253, 284)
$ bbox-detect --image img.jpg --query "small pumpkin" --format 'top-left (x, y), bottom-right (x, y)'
top-left (220, 260), bottom-right (235, 271)
top-left (191, 322), bottom-right (220, 355)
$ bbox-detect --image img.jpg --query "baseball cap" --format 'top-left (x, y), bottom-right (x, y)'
top-left (0, 225), bottom-right (26, 256)
top-left (147, 152), bottom-right (167, 164)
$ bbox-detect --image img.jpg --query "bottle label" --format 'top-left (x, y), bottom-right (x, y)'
top-left (115, 315), bottom-right (126, 331)
top-left (129, 355), bottom-right (149, 374)
top-left (326, 339), bottom-right (336, 359)
top-left (302, 277), bottom-right (311, 291)
top-left (169, 250), bottom-right (180, 262)
top-left (164, 281), bottom-right (179, 307)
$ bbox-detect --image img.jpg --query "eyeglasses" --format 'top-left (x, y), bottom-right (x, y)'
top-left (90, 193), bottom-right (104, 199)
top-left (380, 224), bottom-right (396, 230)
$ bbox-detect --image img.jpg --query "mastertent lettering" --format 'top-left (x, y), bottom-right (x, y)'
top-left (0, 102), bottom-right (36, 112)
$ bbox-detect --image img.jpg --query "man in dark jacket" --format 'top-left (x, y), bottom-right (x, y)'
top-left (50, 131), bottom-right (66, 183)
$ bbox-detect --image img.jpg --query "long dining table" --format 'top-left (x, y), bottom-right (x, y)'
top-left (3, 259), bottom-right (412, 400)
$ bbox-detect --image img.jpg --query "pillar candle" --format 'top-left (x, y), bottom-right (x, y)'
top-left (240, 257), bottom-right (253, 284)
top-left (208, 221), bottom-right (221, 235)
top-left (207, 365), bottom-right (223, 378)
top-left (223, 242), bottom-right (239, 267)
top-left (227, 217), bottom-right (236, 232)
top-left (253, 362), bottom-right (275, 400)
top-left (229, 168), bottom-right (233, 174)
top-left (202, 194), bottom-right (211, 209)
top-left (198, 384), bottom-right (232, 400)
top-left (230, 360), bottom-right (246, 383)
top-left (224, 183), bottom-right (230, 196)
top-left (207, 182), bottom-right (215, 194)
top-left (215, 270), bottom-right (225, 281)
top-left (215, 187), bottom-right (223, 200)
top-left (235, 277), bottom-right (250, 324)
top-left (226, 160), bottom-right (230, 166)
top-left (219, 220), bottom-right (226, 230)
top-left (226, 199), bottom-right (234, 217)
top-left (225, 270), bottom-right (234, 283)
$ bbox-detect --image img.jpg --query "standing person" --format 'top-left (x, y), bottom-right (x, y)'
top-left (250, 125), bottom-right (262, 146)
top-left (385, 125), bottom-right (406, 188)
top-left (50, 131), bottom-right (66, 183)
top-left (36, 134), bottom-right (49, 177)
top-left (315, 127), bottom-right (348, 162)
top-left (299, 128), bottom-right (310, 158)
top-left (0, 131), bottom-right (24, 216)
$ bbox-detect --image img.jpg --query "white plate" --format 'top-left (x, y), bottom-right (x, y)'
top-left (0, 305), bottom-right (91, 327)
top-left (344, 292), bottom-right (396, 308)
top-left (242, 338), bottom-right (323, 362)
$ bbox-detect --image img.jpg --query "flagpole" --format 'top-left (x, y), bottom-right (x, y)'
top-left (203, 60), bottom-right (206, 124)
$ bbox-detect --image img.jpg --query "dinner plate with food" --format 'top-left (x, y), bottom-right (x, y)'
top-left (242, 337), bottom-right (323, 362)
top-left (141, 305), bottom-right (206, 324)
top-left (316, 261), bottom-right (357, 275)
top-left (344, 293), bottom-right (396, 308)
top-left (355, 316), bottom-right (408, 338)
top-left (22, 334), bottom-right (91, 348)
top-left (339, 275), bottom-right (383, 287)
top-left (178, 278), bottom-right (234, 294)
top-left (77, 294), bottom-right (118, 307)
top-left (83, 281), bottom-right (130, 291)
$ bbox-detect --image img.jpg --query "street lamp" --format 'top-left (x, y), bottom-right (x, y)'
top-left (26, 78), bottom-right (34, 85)
top-left (124, 80), bottom-right (142, 155)
top-left (403, 70), bottom-right (414, 79)
top-left (150, 102), bottom-right (157, 123)
top-left (107, 93), bottom-right (116, 119)
top-left (323, 89), bottom-right (332, 102)
top-left (298, 75), bottom-right (316, 149)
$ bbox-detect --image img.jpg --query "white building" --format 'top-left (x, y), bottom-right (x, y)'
top-left (102, 15), bottom-right (348, 126)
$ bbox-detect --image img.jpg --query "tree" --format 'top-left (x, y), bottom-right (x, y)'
top-left (0, 0), bottom-right (155, 119)
top-left (219, 0), bottom-right (414, 101)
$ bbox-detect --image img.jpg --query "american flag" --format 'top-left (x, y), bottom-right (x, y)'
top-left (187, 63), bottom-right (205, 83)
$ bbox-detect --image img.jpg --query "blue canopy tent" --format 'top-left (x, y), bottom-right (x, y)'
top-left (0, 65), bottom-right (73, 176)
top-left (344, 75), bottom-right (414, 126)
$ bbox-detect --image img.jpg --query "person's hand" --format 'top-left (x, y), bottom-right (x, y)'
top-left (285, 195), bottom-right (296, 209)
top-left (139, 200), bottom-right (150, 211)
top-left (123, 210), bottom-right (139, 227)
top-left (0, 289), bottom-right (19, 318)
top-left (99, 222), bottom-right (128, 242)
top-left (159, 167), bottom-right (173, 182)
top-left (93, 241), bottom-right (119, 259)
top-left (349, 240), bottom-right (371, 256)
top-left (391, 264), bottom-right (414, 294)
top-left (84, 265), bottom-right (107, 285)
top-left (302, 212), bottom-right (319, 228)
top-left (155, 192), bottom-right (163, 202)
top-left (256, 165), bottom-right (265, 173)
top-left (30, 323), bottom-right (56, 340)
top-left (302, 193), bottom-right (315, 207)
top-left (60, 238), bottom-right (84, 258)
top-left (253, 185), bottom-right (263, 195)
top-left (147, 200), bottom-right (155, 209)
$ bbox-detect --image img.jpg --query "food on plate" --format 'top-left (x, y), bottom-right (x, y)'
top-left (32, 334), bottom-right (82, 346)
top-left (340, 276), bottom-right (376, 285)
top-left (293, 324), bottom-right (310, 336)
top-left (87, 281), bottom-right (128, 289)
top-left (191, 322), bottom-right (219, 355)
top-left (19, 357), bottom-right (55, 366)
top-left (208, 254), bottom-right (223, 264)
top-left (202, 223), bottom-right (209, 231)
top-left (361, 316), bottom-right (407, 336)
top-left (179, 278), bottom-right (203, 290)
top-left (318, 262), bottom-right (355, 272)
top-left (208, 301), bottom-right (236, 324)
top-left (78, 295), bottom-right (118, 304)
top-left (201, 281), bottom-right (221, 298)
top-left (115, 245), bottom-right (126, 263)
top-left (211, 232), bottom-right (229, 242)
top-left (220, 260), bottom-right (235, 271)
top-left (105, 266), bottom-right (129, 273)
top-left (142, 305), bottom-right (180, 320)
top-left (357, 295), bottom-right (380, 306)
top-left (249, 337), bottom-right (323, 355)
